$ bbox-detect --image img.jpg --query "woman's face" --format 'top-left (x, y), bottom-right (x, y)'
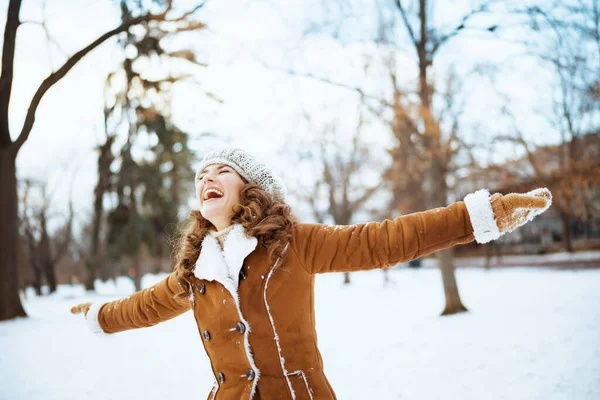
top-left (197, 164), bottom-right (246, 230)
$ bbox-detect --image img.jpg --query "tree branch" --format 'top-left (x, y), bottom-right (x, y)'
top-left (177, 1), bottom-right (207, 20)
top-left (14, 1), bottom-right (206, 153)
top-left (349, 182), bottom-right (382, 211)
top-left (396, 0), bottom-right (418, 48)
top-left (24, 17), bottom-right (70, 65)
top-left (430, 3), bottom-right (493, 55)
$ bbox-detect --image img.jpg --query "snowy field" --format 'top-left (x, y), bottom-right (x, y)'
top-left (1, 267), bottom-right (599, 400)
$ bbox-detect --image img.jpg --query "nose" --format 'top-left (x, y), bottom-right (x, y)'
top-left (202, 171), bottom-right (216, 184)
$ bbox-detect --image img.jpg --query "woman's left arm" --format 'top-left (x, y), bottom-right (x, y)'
top-left (291, 188), bottom-right (551, 274)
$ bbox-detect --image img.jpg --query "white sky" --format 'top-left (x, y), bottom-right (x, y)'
top-left (2, 0), bottom-right (563, 229)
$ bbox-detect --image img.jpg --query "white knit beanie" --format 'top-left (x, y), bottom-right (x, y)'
top-left (195, 148), bottom-right (287, 201)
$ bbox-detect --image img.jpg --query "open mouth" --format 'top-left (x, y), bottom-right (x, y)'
top-left (204, 188), bottom-right (224, 201)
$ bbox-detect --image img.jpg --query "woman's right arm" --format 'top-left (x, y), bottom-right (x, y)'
top-left (72, 271), bottom-right (192, 335)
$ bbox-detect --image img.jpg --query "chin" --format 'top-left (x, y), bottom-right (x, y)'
top-left (200, 209), bottom-right (221, 219)
top-left (201, 204), bottom-right (228, 219)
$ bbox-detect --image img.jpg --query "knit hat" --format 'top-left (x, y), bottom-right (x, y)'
top-left (195, 148), bottom-right (287, 201)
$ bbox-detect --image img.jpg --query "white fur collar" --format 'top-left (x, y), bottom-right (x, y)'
top-left (193, 224), bottom-right (258, 294)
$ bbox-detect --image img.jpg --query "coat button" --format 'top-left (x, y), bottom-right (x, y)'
top-left (235, 322), bottom-right (246, 334)
top-left (239, 267), bottom-right (247, 281)
top-left (203, 330), bottom-right (211, 341)
top-left (217, 372), bottom-right (225, 383)
top-left (198, 284), bottom-right (206, 295)
top-left (245, 369), bottom-right (255, 381)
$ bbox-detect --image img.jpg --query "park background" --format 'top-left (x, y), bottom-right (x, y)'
top-left (0, 0), bottom-right (599, 399)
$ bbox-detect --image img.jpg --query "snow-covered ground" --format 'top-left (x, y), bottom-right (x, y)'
top-left (1, 267), bottom-right (599, 400)
top-left (416, 250), bottom-right (600, 269)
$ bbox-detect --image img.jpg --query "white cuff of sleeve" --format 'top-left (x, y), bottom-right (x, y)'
top-left (464, 189), bottom-right (501, 244)
top-left (85, 303), bottom-right (110, 337)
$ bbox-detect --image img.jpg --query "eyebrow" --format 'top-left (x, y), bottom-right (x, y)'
top-left (199, 165), bottom-right (230, 176)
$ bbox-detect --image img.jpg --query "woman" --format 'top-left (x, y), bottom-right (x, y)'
top-left (72, 148), bottom-right (552, 399)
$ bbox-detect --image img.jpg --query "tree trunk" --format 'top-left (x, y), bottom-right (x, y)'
top-left (409, 0), bottom-right (467, 315)
top-left (484, 243), bottom-right (492, 269)
top-left (29, 256), bottom-right (42, 296)
top-left (17, 241), bottom-right (29, 293)
top-left (89, 135), bottom-right (113, 287)
top-left (382, 269), bottom-right (393, 286)
top-left (84, 259), bottom-right (96, 291)
top-left (42, 260), bottom-right (57, 293)
top-left (133, 255), bottom-right (142, 292)
top-left (24, 230), bottom-right (42, 295)
top-left (343, 272), bottom-right (350, 285)
top-left (134, 272), bottom-right (142, 292)
top-left (39, 228), bottom-right (57, 293)
top-left (0, 146), bottom-right (27, 320)
top-left (560, 210), bottom-right (574, 253)
top-left (429, 159), bottom-right (468, 315)
top-left (33, 271), bottom-right (42, 296)
top-left (439, 248), bottom-right (468, 315)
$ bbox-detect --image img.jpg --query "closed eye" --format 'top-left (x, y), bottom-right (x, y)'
top-left (198, 167), bottom-right (230, 181)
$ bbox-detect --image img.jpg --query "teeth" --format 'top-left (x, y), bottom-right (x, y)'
top-left (204, 188), bottom-right (224, 200)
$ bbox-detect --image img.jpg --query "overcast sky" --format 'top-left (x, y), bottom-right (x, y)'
top-left (3, 0), bottom-right (559, 229)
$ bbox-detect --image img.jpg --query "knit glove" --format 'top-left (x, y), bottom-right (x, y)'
top-left (71, 302), bottom-right (107, 336)
top-left (70, 302), bottom-right (92, 316)
top-left (465, 187), bottom-right (552, 244)
top-left (491, 188), bottom-right (552, 233)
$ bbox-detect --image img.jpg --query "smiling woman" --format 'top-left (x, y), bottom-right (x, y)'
top-left (197, 164), bottom-right (247, 231)
top-left (71, 148), bottom-right (552, 400)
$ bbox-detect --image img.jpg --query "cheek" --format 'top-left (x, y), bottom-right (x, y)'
top-left (223, 177), bottom-right (245, 202)
top-left (227, 188), bottom-right (242, 205)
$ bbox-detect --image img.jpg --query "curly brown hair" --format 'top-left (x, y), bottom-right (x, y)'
top-left (172, 183), bottom-right (297, 297)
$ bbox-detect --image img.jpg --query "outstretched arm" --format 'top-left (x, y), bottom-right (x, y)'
top-left (291, 188), bottom-right (552, 274)
top-left (71, 271), bottom-right (192, 335)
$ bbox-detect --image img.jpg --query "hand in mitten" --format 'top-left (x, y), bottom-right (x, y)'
top-left (491, 188), bottom-right (552, 233)
top-left (70, 302), bottom-right (92, 317)
top-left (465, 187), bottom-right (552, 244)
top-left (71, 302), bottom-right (107, 336)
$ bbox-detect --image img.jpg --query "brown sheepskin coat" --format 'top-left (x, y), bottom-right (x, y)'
top-left (88, 201), bottom-right (476, 399)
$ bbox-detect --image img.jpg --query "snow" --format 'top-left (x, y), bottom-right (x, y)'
top-left (418, 250), bottom-right (600, 269)
top-left (1, 267), bottom-right (599, 400)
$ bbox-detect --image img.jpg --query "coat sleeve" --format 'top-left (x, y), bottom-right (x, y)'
top-left (86, 271), bottom-right (192, 335)
top-left (290, 201), bottom-right (475, 274)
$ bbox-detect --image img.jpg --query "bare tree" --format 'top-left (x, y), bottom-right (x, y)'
top-left (100, 2), bottom-right (203, 292)
top-left (291, 111), bottom-right (385, 284)
top-left (494, 0), bottom-right (600, 252)
top-left (19, 180), bottom-right (44, 295)
top-left (19, 179), bottom-right (73, 294)
top-left (0, 0), bottom-right (206, 320)
top-left (272, 0), bottom-right (499, 312)
top-left (364, 0), bottom-right (500, 315)
top-left (493, 129), bottom-right (600, 251)
top-left (85, 131), bottom-right (116, 291)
